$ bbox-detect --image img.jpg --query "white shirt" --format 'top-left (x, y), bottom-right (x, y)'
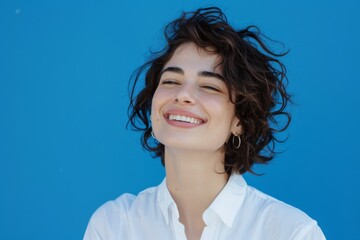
top-left (84, 174), bottom-right (326, 240)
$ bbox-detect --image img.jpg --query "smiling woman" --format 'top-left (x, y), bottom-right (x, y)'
top-left (84, 7), bottom-right (326, 240)
top-left (151, 43), bottom-right (240, 153)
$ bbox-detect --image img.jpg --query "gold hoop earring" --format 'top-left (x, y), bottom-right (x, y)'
top-left (232, 135), bottom-right (241, 149)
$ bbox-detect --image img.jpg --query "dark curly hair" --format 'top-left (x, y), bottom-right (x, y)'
top-left (128, 7), bottom-right (291, 175)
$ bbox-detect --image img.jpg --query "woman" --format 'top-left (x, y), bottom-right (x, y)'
top-left (84, 7), bottom-right (326, 240)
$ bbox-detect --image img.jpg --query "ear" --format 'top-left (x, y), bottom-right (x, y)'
top-left (231, 118), bottom-right (243, 136)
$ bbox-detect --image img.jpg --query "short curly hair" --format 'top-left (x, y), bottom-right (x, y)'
top-left (128, 7), bottom-right (291, 175)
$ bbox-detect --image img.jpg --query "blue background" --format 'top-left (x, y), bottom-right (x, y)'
top-left (1, 0), bottom-right (359, 239)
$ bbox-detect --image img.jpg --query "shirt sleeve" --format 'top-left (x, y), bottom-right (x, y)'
top-left (83, 203), bottom-right (115, 240)
top-left (83, 200), bottom-right (123, 240)
top-left (83, 216), bottom-right (101, 240)
top-left (294, 222), bottom-right (326, 240)
top-left (83, 194), bottom-right (135, 240)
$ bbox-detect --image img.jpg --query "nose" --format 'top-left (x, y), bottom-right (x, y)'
top-left (173, 84), bottom-right (196, 105)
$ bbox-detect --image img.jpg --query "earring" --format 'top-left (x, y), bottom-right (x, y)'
top-left (232, 135), bottom-right (241, 149)
top-left (151, 131), bottom-right (157, 140)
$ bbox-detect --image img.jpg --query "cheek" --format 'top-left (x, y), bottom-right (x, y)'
top-left (205, 97), bottom-right (234, 115)
top-left (210, 99), bottom-right (237, 128)
top-left (151, 87), bottom-right (161, 109)
top-left (151, 89), bottom-right (167, 121)
top-left (151, 98), bottom-right (159, 122)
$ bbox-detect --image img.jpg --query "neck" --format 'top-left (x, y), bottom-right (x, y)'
top-left (165, 148), bottom-right (228, 195)
top-left (164, 148), bottom-right (228, 230)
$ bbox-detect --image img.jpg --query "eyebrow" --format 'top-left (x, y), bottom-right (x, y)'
top-left (160, 66), bottom-right (225, 81)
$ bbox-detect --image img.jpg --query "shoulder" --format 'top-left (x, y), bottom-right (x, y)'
top-left (94, 186), bottom-right (159, 216)
top-left (246, 186), bottom-right (310, 220)
top-left (84, 186), bottom-right (160, 240)
top-left (242, 185), bottom-right (325, 239)
top-left (91, 193), bottom-right (137, 222)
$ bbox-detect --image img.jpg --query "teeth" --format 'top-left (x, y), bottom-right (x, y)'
top-left (168, 114), bottom-right (202, 124)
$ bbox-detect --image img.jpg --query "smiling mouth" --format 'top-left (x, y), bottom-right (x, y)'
top-left (167, 114), bottom-right (204, 124)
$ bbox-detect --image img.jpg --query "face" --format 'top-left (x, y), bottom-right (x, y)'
top-left (151, 42), bottom-right (242, 152)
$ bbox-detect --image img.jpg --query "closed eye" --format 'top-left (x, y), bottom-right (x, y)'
top-left (161, 80), bottom-right (180, 85)
top-left (201, 85), bottom-right (221, 92)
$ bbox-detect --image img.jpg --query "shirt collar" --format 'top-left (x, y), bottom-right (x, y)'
top-left (157, 174), bottom-right (247, 227)
top-left (207, 174), bottom-right (247, 227)
top-left (157, 177), bottom-right (175, 225)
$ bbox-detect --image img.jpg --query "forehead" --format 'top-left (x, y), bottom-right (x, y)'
top-left (164, 42), bottom-right (222, 73)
